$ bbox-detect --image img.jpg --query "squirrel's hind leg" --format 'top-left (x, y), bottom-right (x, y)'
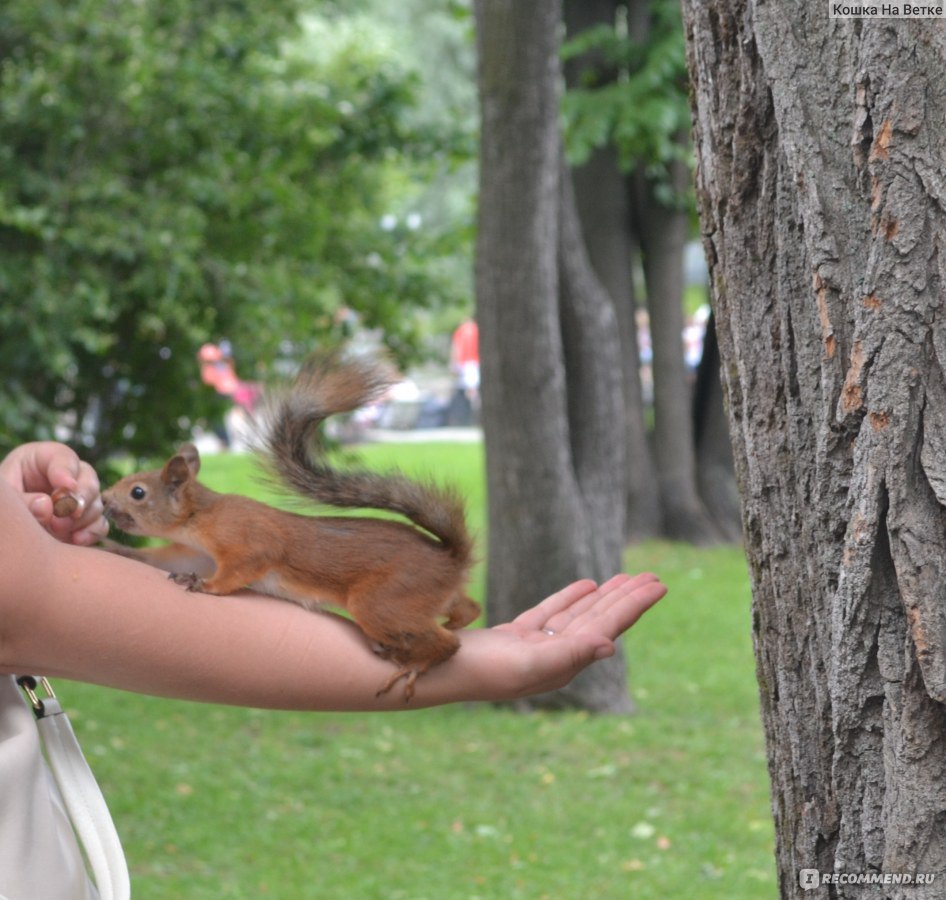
top-left (372, 626), bottom-right (462, 702)
top-left (349, 594), bottom-right (462, 702)
top-left (373, 633), bottom-right (458, 702)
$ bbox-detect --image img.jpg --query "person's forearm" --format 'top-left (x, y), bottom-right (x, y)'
top-left (1, 477), bottom-right (665, 709)
top-left (4, 541), bottom-right (492, 711)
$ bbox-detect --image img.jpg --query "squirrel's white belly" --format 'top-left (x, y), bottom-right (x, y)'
top-left (249, 571), bottom-right (329, 612)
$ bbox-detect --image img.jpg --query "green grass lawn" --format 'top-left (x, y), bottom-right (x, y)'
top-left (64, 442), bottom-right (775, 898)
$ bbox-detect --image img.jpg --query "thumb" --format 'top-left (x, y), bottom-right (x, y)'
top-left (25, 493), bottom-right (54, 525)
top-left (541, 634), bottom-right (616, 692)
top-left (46, 464), bottom-right (80, 497)
top-left (592, 640), bottom-right (616, 661)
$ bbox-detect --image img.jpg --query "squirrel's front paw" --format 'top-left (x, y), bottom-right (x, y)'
top-left (168, 571), bottom-right (204, 592)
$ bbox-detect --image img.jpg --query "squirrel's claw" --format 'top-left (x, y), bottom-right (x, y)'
top-left (168, 571), bottom-right (204, 592)
top-left (376, 667), bottom-right (419, 703)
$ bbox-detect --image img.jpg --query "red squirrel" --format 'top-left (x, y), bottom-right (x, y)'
top-left (100, 352), bottom-right (479, 700)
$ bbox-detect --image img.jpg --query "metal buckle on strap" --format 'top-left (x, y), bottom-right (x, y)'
top-left (16, 675), bottom-right (58, 719)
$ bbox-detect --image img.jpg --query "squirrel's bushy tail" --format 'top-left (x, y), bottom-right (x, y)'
top-left (259, 351), bottom-right (473, 565)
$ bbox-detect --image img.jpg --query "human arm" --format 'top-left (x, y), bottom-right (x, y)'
top-left (0, 464), bottom-right (665, 711)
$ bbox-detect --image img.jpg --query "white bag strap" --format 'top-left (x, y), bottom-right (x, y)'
top-left (17, 676), bottom-right (131, 900)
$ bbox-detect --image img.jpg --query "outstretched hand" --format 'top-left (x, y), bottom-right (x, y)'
top-left (459, 573), bottom-right (666, 702)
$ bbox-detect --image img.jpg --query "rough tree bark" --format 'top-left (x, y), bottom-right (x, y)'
top-left (684, 2), bottom-right (946, 896)
top-left (474, 0), bottom-right (633, 711)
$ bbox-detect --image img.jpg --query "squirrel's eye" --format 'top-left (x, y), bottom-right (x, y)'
top-left (130, 486), bottom-right (146, 501)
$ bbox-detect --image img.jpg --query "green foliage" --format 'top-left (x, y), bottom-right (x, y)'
top-left (562, 0), bottom-right (691, 203)
top-left (0, 0), bottom-right (471, 463)
top-left (310, 0), bottom-right (480, 348)
top-left (64, 443), bottom-right (773, 898)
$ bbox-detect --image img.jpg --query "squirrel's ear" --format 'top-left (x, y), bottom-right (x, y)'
top-left (175, 442), bottom-right (201, 476)
top-left (162, 452), bottom-right (196, 490)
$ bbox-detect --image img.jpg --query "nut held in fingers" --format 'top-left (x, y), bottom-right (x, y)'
top-left (51, 487), bottom-right (80, 517)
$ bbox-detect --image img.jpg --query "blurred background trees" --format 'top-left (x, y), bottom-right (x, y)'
top-left (561, 0), bottom-right (738, 544)
top-left (0, 0), bottom-right (472, 464)
top-left (472, 0), bottom-right (740, 709)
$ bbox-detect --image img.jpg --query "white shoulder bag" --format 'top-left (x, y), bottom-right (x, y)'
top-left (16, 676), bottom-right (131, 900)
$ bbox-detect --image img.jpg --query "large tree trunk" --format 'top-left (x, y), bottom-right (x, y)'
top-left (684, 2), bottom-right (946, 896)
top-left (474, 0), bottom-right (633, 712)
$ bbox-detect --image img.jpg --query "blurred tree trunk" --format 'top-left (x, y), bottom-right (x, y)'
top-left (563, 0), bottom-right (662, 541)
top-left (631, 158), bottom-right (720, 542)
top-left (685, 1), bottom-right (946, 894)
top-left (693, 312), bottom-right (741, 541)
top-left (626, 0), bottom-right (719, 543)
top-left (474, 0), bottom-right (633, 712)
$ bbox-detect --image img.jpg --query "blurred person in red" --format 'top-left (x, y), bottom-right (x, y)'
top-left (449, 318), bottom-right (480, 426)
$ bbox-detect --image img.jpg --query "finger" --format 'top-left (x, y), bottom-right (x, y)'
top-left (74, 461), bottom-right (102, 511)
top-left (46, 464), bottom-right (80, 495)
top-left (28, 445), bottom-right (82, 496)
top-left (70, 492), bottom-right (101, 525)
top-left (71, 516), bottom-right (110, 546)
top-left (516, 632), bottom-right (619, 696)
top-left (511, 579), bottom-right (599, 631)
top-left (568, 577), bottom-right (667, 641)
top-left (542, 573), bottom-right (650, 634)
top-left (72, 495), bottom-right (106, 534)
top-left (25, 492), bottom-right (55, 525)
top-left (556, 573), bottom-right (636, 622)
